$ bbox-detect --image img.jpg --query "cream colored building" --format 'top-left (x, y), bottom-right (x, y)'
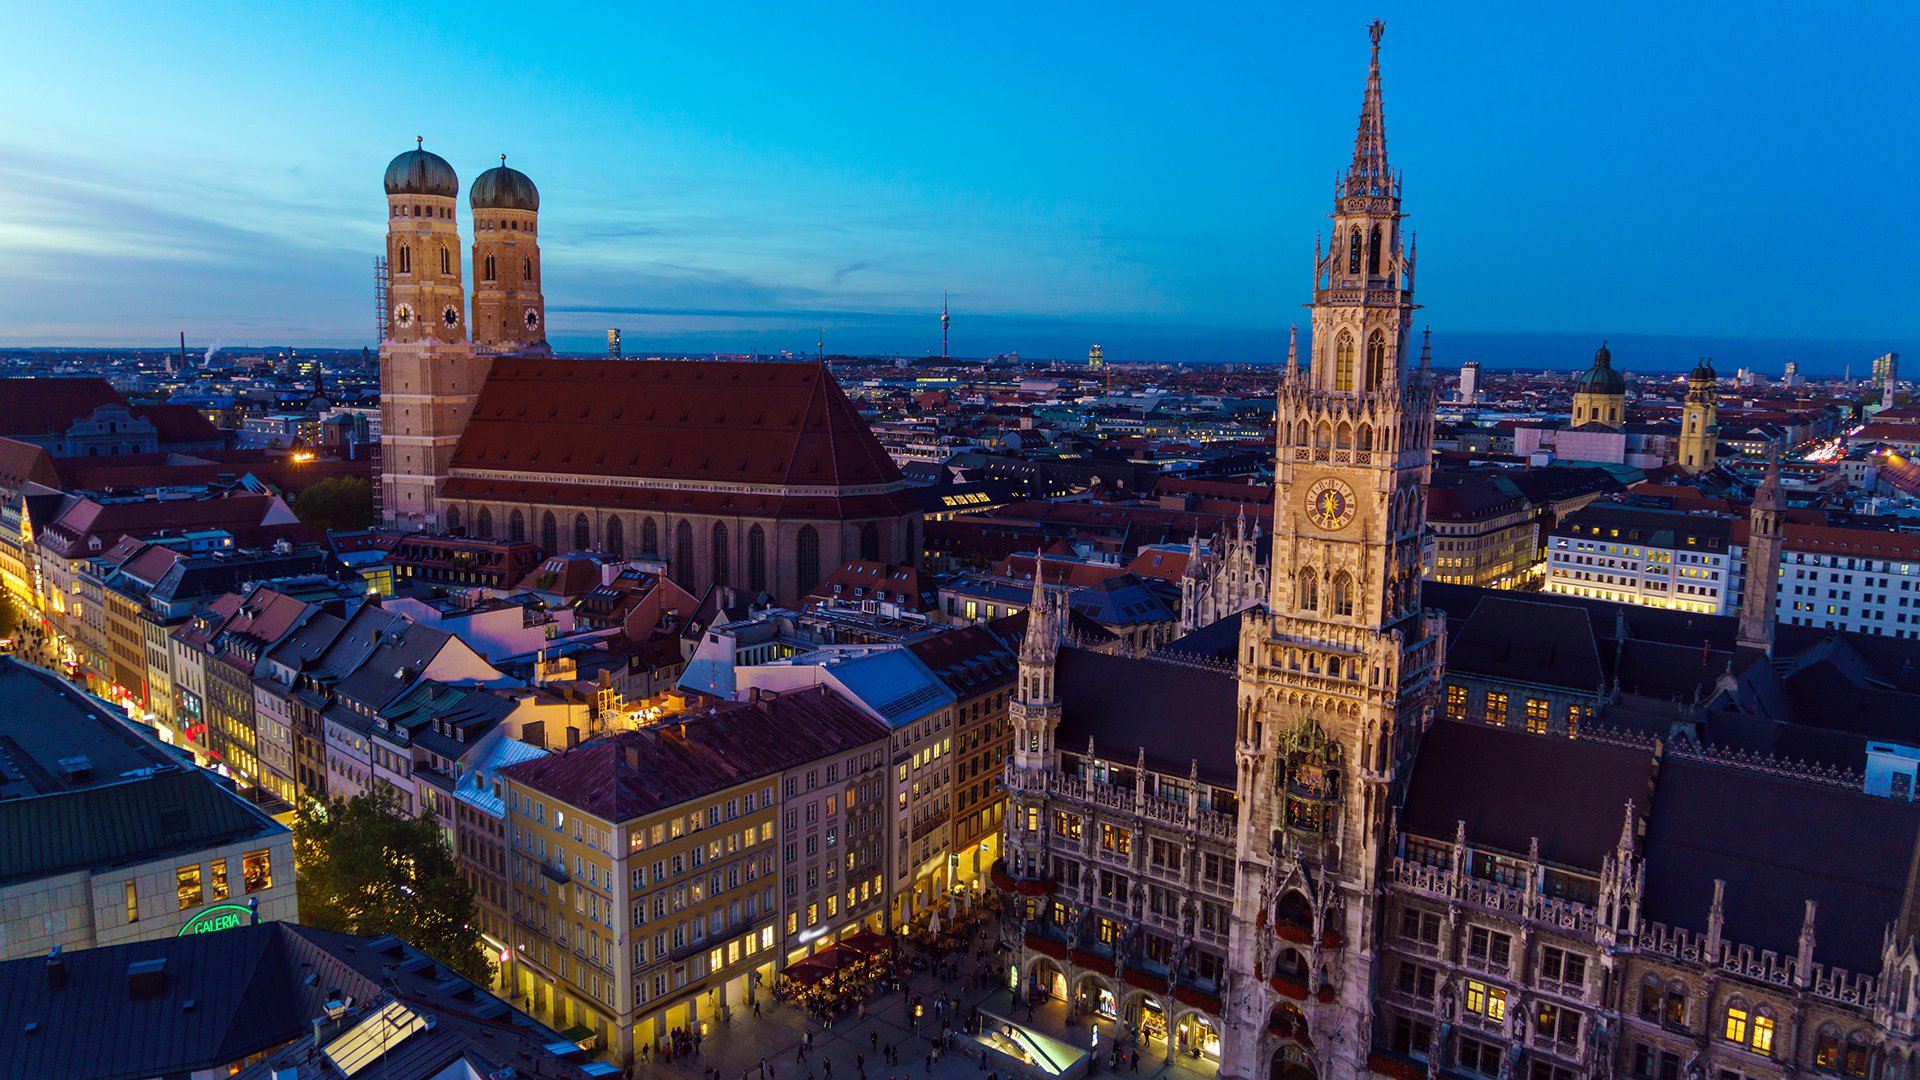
top-left (0, 658), bottom-right (297, 961)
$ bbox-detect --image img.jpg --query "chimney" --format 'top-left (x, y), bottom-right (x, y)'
top-left (45, 946), bottom-right (64, 991)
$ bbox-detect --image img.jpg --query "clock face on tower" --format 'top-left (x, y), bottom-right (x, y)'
top-left (393, 303), bottom-right (415, 329)
top-left (1305, 477), bottom-right (1357, 532)
top-left (524, 308), bottom-right (540, 331)
top-left (441, 305), bottom-right (460, 329)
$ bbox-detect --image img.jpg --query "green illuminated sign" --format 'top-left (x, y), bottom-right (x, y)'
top-left (177, 903), bottom-right (251, 937)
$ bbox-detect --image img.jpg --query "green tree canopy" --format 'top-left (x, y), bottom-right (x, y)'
top-left (294, 789), bottom-right (493, 983)
top-left (293, 476), bottom-right (375, 532)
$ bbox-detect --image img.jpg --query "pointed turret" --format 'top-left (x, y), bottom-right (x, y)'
top-left (1284, 324), bottom-right (1300, 381)
top-left (1347, 20), bottom-right (1391, 197)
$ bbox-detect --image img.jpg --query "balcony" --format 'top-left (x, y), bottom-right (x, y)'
top-left (1004, 764), bottom-right (1237, 842)
top-left (1388, 857), bottom-right (1595, 935)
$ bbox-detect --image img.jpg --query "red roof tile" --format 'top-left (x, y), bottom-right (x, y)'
top-left (0, 378), bottom-right (121, 439)
top-left (451, 360), bottom-right (905, 492)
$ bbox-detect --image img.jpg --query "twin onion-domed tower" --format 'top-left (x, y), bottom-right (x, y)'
top-left (379, 141), bottom-right (549, 529)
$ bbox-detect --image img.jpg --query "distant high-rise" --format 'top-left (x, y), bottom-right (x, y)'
top-left (1457, 359), bottom-right (1479, 403)
top-left (608, 328), bottom-right (622, 359)
top-left (1088, 344), bottom-right (1104, 370)
top-left (941, 290), bottom-right (950, 360)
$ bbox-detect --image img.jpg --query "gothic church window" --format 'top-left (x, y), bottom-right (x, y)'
top-left (642, 517), bottom-right (660, 558)
top-left (606, 515), bottom-right (624, 557)
top-left (860, 523), bottom-right (880, 562)
top-left (445, 506), bottom-right (461, 533)
top-left (1332, 572), bottom-right (1355, 617)
top-left (797, 525), bottom-right (822, 594)
top-left (1348, 227), bottom-right (1362, 274)
top-left (1299, 568), bottom-right (1319, 611)
top-left (508, 510), bottom-right (526, 543)
top-left (541, 511), bottom-right (558, 553)
top-left (1366, 330), bottom-right (1387, 390)
top-left (712, 522), bottom-right (731, 587)
top-left (484, 254), bottom-right (496, 281)
top-left (748, 525), bottom-right (768, 592)
top-left (476, 508), bottom-right (493, 539)
top-left (440, 247), bottom-right (451, 276)
top-left (1357, 424), bottom-right (1373, 451)
top-left (1368, 225), bottom-right (1382, 274)
top-left (675, 520), bottom-right (695, 579)
top-left (1335, 332), bottom-right (1355, 392)
top-left (574, 513), bottom-right (591, 552)
top-left (523, 257), bottom-right (533, 282)
top-left (397, 245), bottom-right (411, 274)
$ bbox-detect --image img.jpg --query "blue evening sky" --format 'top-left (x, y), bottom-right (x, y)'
top-left (0, 2), bottom-right (1914, 372)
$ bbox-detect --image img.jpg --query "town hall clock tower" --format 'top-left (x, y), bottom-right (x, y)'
top-left (1221, 22), bottom-right (1445, 1080)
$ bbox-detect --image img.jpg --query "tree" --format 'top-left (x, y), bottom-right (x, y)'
top-left (293, 476), bottom-right (375, 532)
top-left (294, 789), bottom-right (494, 983)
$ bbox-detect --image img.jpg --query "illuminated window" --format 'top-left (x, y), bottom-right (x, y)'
top-left (1445, 685), bottom-right (1467, 720)
top-left (1751, 1012), bottom-right (1774, 1054)
top-left (210, 858), bottom-right (229, 902)
top-left (1464, 980), bottom-right (1506, 1022)
top-left (807, 903), bottom-right (818, 927)
top-left (124, 880), bottom-right (138, 923)
top-left (1100, 824), bottom-right (1131, 855)
top-left (1723, 1005), bottom-right (1748, 1044)
top-left (176, 865), bottom-right (203, 910)
top-left (242, 850), bottom-right (273, 893)
top-left (1483, 691), bottom-right (1509, 726)
top-left (1334, 333), bottom-right (1356, 392)
top-left (1524, 698), bottom-right (1549, 734)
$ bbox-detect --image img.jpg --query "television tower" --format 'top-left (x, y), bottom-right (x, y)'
top-left (941, 290), bottom-right (950, 360)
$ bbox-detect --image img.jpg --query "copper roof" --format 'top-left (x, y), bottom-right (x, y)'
top-left (451, 359), bottom-right (906, 493)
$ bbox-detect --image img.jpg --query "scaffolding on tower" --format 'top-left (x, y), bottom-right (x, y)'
top-left (373, 256), bottom-right (391, 342)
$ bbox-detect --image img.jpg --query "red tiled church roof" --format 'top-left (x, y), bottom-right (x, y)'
top-left (0, 378), bottom-right (121, 439)
top-left (451, 359), bottom-right (906, 491)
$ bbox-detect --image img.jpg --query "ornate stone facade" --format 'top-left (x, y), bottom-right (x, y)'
top-left (1677, 360), bottom-right (1720, 475)
top-left (1180, 511), bottom-right (1271, 635)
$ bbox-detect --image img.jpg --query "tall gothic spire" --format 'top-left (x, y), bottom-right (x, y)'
top-left (1347, 20), bottom-right (1391, 197)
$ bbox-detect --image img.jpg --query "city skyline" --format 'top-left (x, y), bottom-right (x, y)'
top-left (2, 3), bottom-right (1915, 370)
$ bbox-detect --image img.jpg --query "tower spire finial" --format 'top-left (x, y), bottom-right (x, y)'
top-left (1420, 326), bottom-right (1432, 372)
top-left (1348, 21), bottom-right (1389, 196)
top-left (1285, 324), bottom-right (1299, 377)
top-left (415, 135), bottom-right (423, 149)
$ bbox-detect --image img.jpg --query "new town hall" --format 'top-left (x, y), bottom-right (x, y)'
top-left (993, 24), bottom-right (1920, 1080)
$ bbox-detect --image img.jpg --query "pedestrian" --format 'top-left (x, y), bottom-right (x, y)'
top-left (798, 1047), bottom-right (806, 1064)
top-left (755, 1000), bottom-right (763, 1019)
top-left (926, 1053), bottom-right (934, 1073)
top-left (857, 1055), bottom-right (866, 1073)
top-left (762, 1057), bottom-right (769, 1079)
top-left (1130, 1050), bottom-right (1139, 1073)
top-left (870, 1032), bottom-right (879, 1052)
top-left (824, 1059), bottom-right (833, 1079)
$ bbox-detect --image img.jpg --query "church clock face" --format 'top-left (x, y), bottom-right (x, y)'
top-left (393, 303), bottom-right (415, 329)
top-left (441, 304), bottom-right (461, 329)
top-left (1305, 477), bottom-right (1357, 532)
top-left (524, 307), bottom-right (541, 330)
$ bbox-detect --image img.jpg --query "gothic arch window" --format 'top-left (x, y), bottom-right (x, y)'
top-left (1332, 571), bottom-right (1354, 617)
top-left (712, 521), bottom-right (731, 586)
top-left (1336, 422), bottom-right (1353, 450)
top-left (1366, 330), bottom-right (1387, 391)
top-left (1368, 224), bottom-right (1382, 274)
top-left (440, 247), bottom-right (451, 276)
top-left (748, 525), bottom-right (768, 592)
top-left (508, 509), bottom-right (526, 543)
top-left (1275, 891), bottom-right (1313, 931)
top-left (1347, 227), bottom-right (1362, 274)
top-left (1299, 568), bottom-right (1319, 612)
top-left (642, 517), bottom-right (660, 559)
top-left (573, 513), bottom-right (590, 552)
top-left (1844, 1030), bottom-right (1871, 1076)
top-left (483, 254), bottom-right (496, 281)
top-left (605, 515), bottom-right (624, 557)
top-left (476, 507), bottom-right (493, 539)
top-left (1814, 1025), bottom-right (1841, 1071)
top-left (1295, 420), bottom-right (1309, 446)
top-left (675, 520), bottom-right (695, 580)
top-left (540, 511), bottom-right (557, 554)
top-left (397, 244), bottom-right (411, 274)
top-left (445, 506), bottom-right (461, 533)
top-left (1357, 424), bottom-right (1374, 451)
top-left (797, 525), bottom-right (822, 594)
top-left (1276, 720), bottom-right (1343, 835)
top-left (1334, 332), bottom-right (1355, 392)
top-left (860, 523), bottom-right (880, 562)
top-left (523, 257), bottom-right (533, 282)
top-left (1316, 422), bottom-right (1333, 450)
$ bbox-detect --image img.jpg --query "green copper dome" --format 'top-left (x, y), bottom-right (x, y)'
top-left (384, 145), bottom-right (459, 199)
top-left (1575, 342), bottom-right (1626, 395)
top-left (470, 161), bottom-right (540, 212)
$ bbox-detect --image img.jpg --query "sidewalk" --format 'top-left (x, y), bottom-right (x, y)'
top-left (645, 923), bottom-right (1221, 1080)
